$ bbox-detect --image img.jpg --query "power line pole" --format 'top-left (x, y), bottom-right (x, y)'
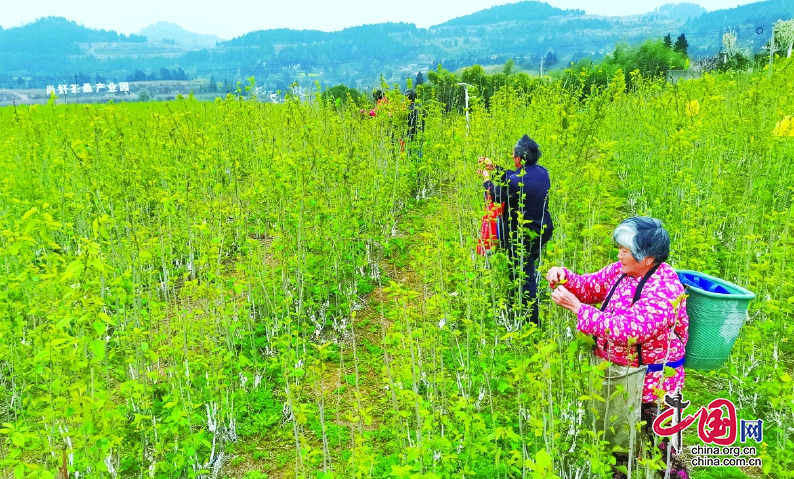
top-left (540, 57), bottom-right (544, 78)
top-left (769, 25), bottom-right (775, 77)
top-left (457, 82), bottom-right (471, 132)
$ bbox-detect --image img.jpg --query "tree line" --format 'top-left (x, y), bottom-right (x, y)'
top-left (321, 27), bottom-right (788, 114)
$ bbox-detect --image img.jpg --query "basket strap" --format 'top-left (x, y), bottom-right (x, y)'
top-left (634, 263), bottom-right (660, 303)
top-left (646, 356), bottom-right (685, 373)
top-left (596, 264), bottom-right (661, 366)
top-left (600, 274), bottom-right (626, 312)
top-left (593, 274), bottom-right (626, 351)
top-left (633, 264), bottom-right (660, 366)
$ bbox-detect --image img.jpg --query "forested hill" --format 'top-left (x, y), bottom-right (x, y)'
top-left (683, 0), bottom-right (794, 53)
top-left (138, 22), bottom-right (220, 49)
top-left (224, 23), bottom-right (422, 65)
top-left (0, 17), bottom-right (145, 54)
top-left (2, 0), bottom-right (794, 94)
top-left (225, 23), bottom-right (419, 47)
top-left (436, 2), bottom-right (583, 26)
top-left (642, 2), bottom-right (706, 22)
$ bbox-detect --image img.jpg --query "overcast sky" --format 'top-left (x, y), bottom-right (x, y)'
top-left (0, 0), bottom-right (764, 39)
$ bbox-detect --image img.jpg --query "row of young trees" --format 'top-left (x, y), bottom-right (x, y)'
top-left (125, 66), bottom-right (190, 82)
top-left (348, 36), bottom-right (693, 110)
top-left (65, 25), bottom-right (786, 106)
top-left (319, 25), bottom-right (791, 113)
top-left (560, 37), bottom-right (689, 94)
top-left (206, 75), bottom-right (252, 94)
top-left (663, 33), bottom-right (689, 55)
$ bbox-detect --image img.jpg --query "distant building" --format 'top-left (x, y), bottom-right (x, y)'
top-left (666, 70), bottom-right (702, 84)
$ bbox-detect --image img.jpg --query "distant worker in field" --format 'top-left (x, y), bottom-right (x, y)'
top-left (361, 90), bottom-right (385, 117)
top-left (546, 216), bottom-right (689, 479)
top-left (404, 89), bottom-right (425, 141)
top-left (368, 89), bottom-right (386, 117)
top-left (403, 88), bottom-right (425, 156)
top-left (479, 135), bottom-right (553, 325)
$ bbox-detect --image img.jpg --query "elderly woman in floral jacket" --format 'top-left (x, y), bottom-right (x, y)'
top-left (547, 216), bottom-right (689, 479)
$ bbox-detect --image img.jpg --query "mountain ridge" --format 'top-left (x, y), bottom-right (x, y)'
top-left (2, 1), bottom-right (793, 94)
top-left (137, 21), bottom-right (222, 49)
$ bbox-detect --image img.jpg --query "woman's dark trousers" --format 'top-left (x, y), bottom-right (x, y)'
top-left (506, 227), bottom-right (552, 325)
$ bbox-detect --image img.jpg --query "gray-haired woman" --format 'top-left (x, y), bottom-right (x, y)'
top-left (546, 216), bottom-right (689, 478)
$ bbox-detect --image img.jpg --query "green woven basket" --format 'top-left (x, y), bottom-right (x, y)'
top-left (676, 270), bottom-right (755, 371)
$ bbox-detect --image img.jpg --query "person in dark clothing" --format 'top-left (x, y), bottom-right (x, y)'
top-left (404, 89), bottom-right (425, 142)
top-left (479, 135), bottom-right (554, 325)
top-left (403, 89), bottom-right (426, 158)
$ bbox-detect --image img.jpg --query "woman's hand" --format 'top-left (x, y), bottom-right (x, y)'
top-left (546, 266), bottom-right (567, 289)
top-left (551, 286), bottom-right (582, 315)
top-left (478, 157), bottom-right (495, 169)
top-left (477, 157), bottom-right (494, 180)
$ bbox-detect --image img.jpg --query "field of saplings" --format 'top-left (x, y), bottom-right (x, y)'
top-left (1, 63), bottom-right (793, 479)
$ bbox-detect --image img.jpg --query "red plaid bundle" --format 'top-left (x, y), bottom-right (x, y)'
top-left (476, 193), bottom-right (503, 256)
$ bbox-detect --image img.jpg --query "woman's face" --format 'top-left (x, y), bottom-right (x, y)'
top-left (513, 150), bottom-right (523, 169)
top-left (617, 246), bottom-right (654, 277)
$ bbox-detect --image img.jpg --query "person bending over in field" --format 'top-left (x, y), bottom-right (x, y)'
top-left (546, 216), bottom-right (689, 479)
top-left (370, 89), bottom-right (386, 117)
top-left (361, 90), bottom-right (386, 118)
top-left (479, 135), bottom-right (553, 325)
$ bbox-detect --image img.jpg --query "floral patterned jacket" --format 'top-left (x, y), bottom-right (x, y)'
top-left (563, 261), bottom-right (689, 403)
